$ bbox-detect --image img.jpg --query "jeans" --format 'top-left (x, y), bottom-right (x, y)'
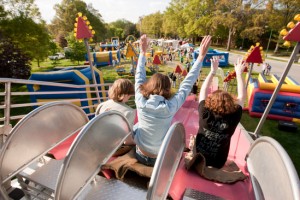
top-left (135, 147), bottom-right (156, 167)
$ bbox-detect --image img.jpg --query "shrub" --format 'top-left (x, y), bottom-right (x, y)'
top-left (0, 38), bottom-right (31, 79)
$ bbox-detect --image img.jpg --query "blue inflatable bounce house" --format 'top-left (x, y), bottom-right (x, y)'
top-left (193, 49), bottom-right (229, 67)
top-left (27, 67), bottom-right (107, 116)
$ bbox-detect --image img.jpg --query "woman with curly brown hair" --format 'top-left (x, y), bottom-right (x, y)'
top-left (195, 57), bottom-right (246, 168)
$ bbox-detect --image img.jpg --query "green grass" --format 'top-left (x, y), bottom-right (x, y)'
top-left (31, 59), bottom-right (86, 72)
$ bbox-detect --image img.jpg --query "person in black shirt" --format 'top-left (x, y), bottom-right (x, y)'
top-left (196, 57), bottom-right (246, 168)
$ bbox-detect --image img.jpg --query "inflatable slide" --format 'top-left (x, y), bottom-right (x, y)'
top-left (247, 73), bottom-right (300, 122)
top-left (27, 67), bottom-right (107, 115)
top-left (193, 49), bottom-right (229, 67)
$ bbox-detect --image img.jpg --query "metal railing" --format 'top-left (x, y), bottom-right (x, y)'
top-left (0, 78), bottom-right (114, 145)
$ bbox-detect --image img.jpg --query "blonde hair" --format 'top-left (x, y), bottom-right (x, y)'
top-left (108, 79), bottom-right (134, 102)
top-left (139, 73), bottom-right (171, 99)
top-left (205, 90), bottom-right (239, 115)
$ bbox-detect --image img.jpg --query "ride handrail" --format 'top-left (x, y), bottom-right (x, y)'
top-left (0, 78), bottom-right (113, 147)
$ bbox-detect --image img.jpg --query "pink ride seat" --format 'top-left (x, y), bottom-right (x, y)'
top-left (48, 131), bottom-right (80, 160)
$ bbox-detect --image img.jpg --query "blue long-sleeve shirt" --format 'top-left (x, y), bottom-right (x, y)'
top-left (134, 54), bottom-right (202, 155)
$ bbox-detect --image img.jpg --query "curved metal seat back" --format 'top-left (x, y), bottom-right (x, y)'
top-left (55, 111), bottom-right (131, 200)
top-left (246, 136), bottom-right (300, 200)
top-left (147, 122), bottom-right (185, 200)
top-left (0, 102), bottom-right (88, 184)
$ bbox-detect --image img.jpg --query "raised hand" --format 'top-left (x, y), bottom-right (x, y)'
top-left (234, 58), bottom-right (246, 75)
top-left (197, 35), bottom-right (212, 61)
top-left (139, 34), bottom-right (148, 55)
top-left (210, 56), bottom-right (219, 73)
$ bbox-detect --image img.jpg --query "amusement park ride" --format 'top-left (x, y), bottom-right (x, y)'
top-left (0, 13), bottom-right (299, 200)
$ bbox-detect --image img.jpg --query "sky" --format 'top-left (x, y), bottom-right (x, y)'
top-left (35, 0), bottom-right (172, 24)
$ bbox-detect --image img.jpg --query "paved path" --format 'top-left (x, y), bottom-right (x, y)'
top-left (228, 52), bottom-right (300, 82)
top-left (166, 51), bottom-right (300, 83)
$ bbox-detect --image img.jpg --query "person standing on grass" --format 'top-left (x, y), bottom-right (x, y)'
top-left (133, 34), bottom-right (212, 166)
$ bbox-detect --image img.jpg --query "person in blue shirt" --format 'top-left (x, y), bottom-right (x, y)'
top-left (133, 34), bottom-right (211, 166)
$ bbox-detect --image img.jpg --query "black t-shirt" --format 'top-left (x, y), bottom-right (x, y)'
top-left (196, 100), bottom-right (242, 168)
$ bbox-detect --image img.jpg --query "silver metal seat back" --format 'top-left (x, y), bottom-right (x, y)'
top-left (246, 136), bottom-right (300, 200)
top-left (0, 102), bottom-right (88, 184)
top-left (147, 122), bottom-right (185, 200)
top-left (55, 111), bottom-right (131, 200)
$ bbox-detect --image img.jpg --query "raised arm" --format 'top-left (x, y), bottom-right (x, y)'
top-left (197, 36), bottom-right (212, 63)
top-left (199, 56), bottom-right (219, 102)
top-left (235, 58), bottom-right (246, 107)
top-left (170, 36), bottom-right (211, 110)
top-left (135, 35), bottom-right (148, 93)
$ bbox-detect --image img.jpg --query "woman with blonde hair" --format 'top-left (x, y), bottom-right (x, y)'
top-left (133, 34), bottom-right (212, 166)
top-left (195, 57), bottom-right (246, 168)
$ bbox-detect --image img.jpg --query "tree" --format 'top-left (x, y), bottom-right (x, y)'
top-left (56, 32), bottom-right (68, 48)
top-left (49, 40), bottom-right (59, 55)
top-left (1, 0), bottom-right (51, 67)
top-left (162, 0), bottom-right (187, 38)
top-left (0, 37), bottom-right (31, 79)
top-left (182, 0), bottom-right (214, 38)
top-left (108, 19), bottom-right (139, 40)
top-left (49, 0), bottom-right (107, 42)
top-left (212, 0), bottom-right (245, 51)
top-left (66, 33), bottom-right (86, 64)
top-left (139, 12), bottom-right (163, 38)
top-left (5, 0), bottom-right (42, 21)
top-left (1, 16), bottom-right (51, 67)
top-left (264, 0), bottom-right (300, 53)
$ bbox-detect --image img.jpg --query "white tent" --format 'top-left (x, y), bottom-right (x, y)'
top-left (162, 40), bottom-right (179, 49)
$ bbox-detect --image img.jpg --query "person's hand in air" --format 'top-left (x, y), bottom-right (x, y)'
top-left (139, 34), bottom-right (148, 55)
top-left (197, 35), bottom-right (212, 62)
top-left (210, 56), bottom-right (219, 75)
top-left (234, 58), bottom-right (246, 75)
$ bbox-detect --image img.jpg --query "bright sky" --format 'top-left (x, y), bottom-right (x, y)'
top-left (35, 0), bottom-right (172, 24)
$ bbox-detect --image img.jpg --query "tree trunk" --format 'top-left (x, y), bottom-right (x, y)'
top-left (274, 39), bottom-right (280, 54)
top-left (226, 27), bottom-right (233, 51)
top-left (37, 59), bottom-right (40, 67)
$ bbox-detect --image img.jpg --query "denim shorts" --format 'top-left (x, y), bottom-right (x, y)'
top-left (135, 147), bottom-right (156, 167)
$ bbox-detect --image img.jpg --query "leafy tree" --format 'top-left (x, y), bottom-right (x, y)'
top-left (49, 40), bottom-right (59, 55)
top-left (182, 0), bottom-right (214, 39)
top-left (4, 0), bottom-right (42, 21)
top-left (211, 0), bottom-right (245, 51)
top-left (264, 0), bottom-right (300, 53)
top-left (162, 0), bottom-right (187, 38)
top-left (49, 0), bottom-right (107, 42)
top-left (1, 0), bottom-right (51, 67)
top-left (66, 33), bottom-right (86, 64)
top-left (108, 19), bottom-right (139, 40)
top-left (0, 3), bottom-right (7, 18)
top-left (0, 37), bottom-right (31, 79)
top-left (1, 16), bottom-right (51, 67)
top-left (139, 12), bottom-right (163, 38)
top-left (56, 32), bottom-right (68, 48)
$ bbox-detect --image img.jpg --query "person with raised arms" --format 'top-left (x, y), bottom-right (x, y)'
top-left (133, 34), bottom-right (212, 166)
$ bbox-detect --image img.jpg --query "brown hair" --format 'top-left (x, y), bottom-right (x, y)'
top-left (205, 90), bottom-right (239, 115)
top-left (139, 73), bottom-right (171, 99)
top-left (108, 79), bottom-right (134, 102)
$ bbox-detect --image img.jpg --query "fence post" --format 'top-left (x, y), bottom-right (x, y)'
top-left (0, 82), bottom-right (12, 148)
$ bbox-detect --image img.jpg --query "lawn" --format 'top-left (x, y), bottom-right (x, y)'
top-left (25, 56), bottom-right (300, 175)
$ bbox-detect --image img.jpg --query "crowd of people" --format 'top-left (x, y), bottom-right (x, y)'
top-left (97, 34), bottom-right (246, 170)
